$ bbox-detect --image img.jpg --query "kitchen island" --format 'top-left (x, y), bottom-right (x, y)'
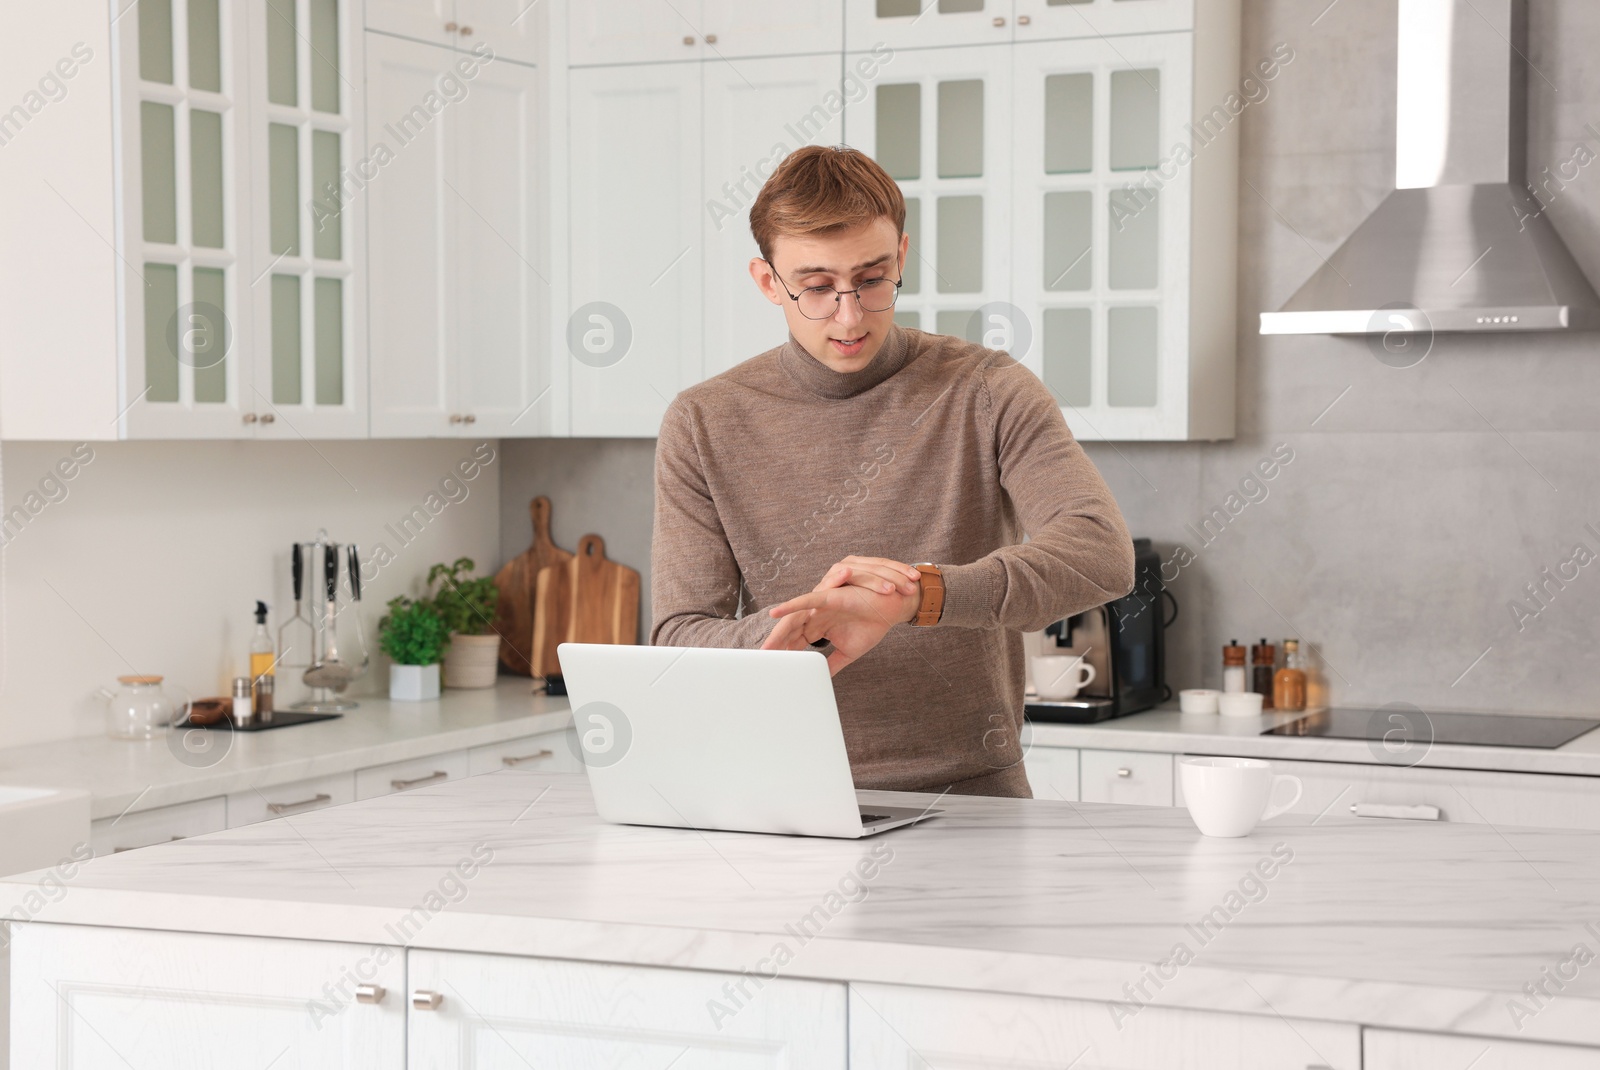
top-left (5, 770), bottom-right (1600, 1068)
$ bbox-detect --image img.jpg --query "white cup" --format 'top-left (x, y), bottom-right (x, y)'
top-left (1179, 757), bottom-right (1303, 838)
top-left (1030, 655), bottom-right (1096, 700)
top-left (1178, 688), bottom-right (1220, 714)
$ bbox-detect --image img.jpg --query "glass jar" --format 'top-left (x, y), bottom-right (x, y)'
top-left (105, 675), bottom-right (186, 740)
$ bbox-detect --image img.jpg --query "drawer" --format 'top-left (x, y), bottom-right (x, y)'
top-left (355, 749), bottom-right (470, 801)
top-left (851, 982), bottom-right (1360, 1069)
top-left (89, 796), bottom-right (227, 856)
top-left (226, 771), bottom-right (356, 828)
top-left (1192, 756), bottom-right (1600, 831)
top-left (1080, 749), bottom-right (1173, 807)
top-left (1366, 1028), bottom-right (1600, 1068)
top-left (1022, 745), bottom-right (1079, 801)
top-left (467, 729), bottom-right (582, 776)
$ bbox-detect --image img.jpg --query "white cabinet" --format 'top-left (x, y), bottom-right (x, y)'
top-left (368, 0), bottom-right (540, 65)
top-left (844, 8), bottom-right (1237, 441)
top-left (842, 43), bottom-right (1013, 343)
top-left (1366, 1028), bottom-right (1600, 1069)
top-left (10, 924), bottom-right (405, 1068)
top-left (1192, 755), bottom-right (1600, 832)
top-left (1080, 748), bottom-right (1173, 806)
top-left (367, 33), bottom-right (549, 437)
top-left (701, 55), bottom-right (847, 377)
top-left (465, 729), bottom-right (581, 774)
top-left (849, 982), bottom-right (1361, 1069)
top-left (407, 948), bottom-right (846, 1066)
top-left (847, 0), bottom-right (1193, 51)
top-left (354, 748), bottom-right (471, 800)
top-left (569, 0), bottom-right (841, 65)
top-left (568, 51), bottom-right (842, 434)
top-left (847, 0), bottom-right (1018, 51)
top-left (226, 770), bottom-right (357, 827)
top-left (88, 795), bottom-right (226, 856)
top-left (0, 0), bottom-right (368, 440)
top-left (1023, 743), bottom-right (1080, 801)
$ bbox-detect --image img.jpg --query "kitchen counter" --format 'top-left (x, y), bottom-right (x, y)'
top-left (0, 679), bottom-right (573, 820)
top-left (6, 769), bottom-right (1599, 1048)
top-left (1027, 704), bottom-right (1600, 777)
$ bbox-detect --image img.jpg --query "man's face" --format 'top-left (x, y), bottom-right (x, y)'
top-left (750, 219), bottom-right (909, 375)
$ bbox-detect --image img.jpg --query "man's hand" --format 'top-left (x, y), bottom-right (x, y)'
top-left (760, 560), bottom-right (922, 675)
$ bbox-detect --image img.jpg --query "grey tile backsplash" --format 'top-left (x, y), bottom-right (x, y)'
top-left (500, 0), bottom-right (1600, 716)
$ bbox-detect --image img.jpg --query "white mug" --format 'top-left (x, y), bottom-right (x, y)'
top-left (1031, 655), bottom-right (1096, 700)
top-left (1179, 757), bottom-right (1303, 838)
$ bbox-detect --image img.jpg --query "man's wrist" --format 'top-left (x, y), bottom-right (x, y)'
top-left (909, 563), bottom-right (945, 626)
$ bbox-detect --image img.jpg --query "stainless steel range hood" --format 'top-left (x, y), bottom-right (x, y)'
top-left (1259, 0), bottom-right (1600, 336)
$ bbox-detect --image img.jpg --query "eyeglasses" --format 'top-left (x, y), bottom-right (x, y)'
top-left (764, 259), bottom-right (903, 320)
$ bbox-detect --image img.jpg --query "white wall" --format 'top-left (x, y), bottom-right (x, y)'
top-left (0, 439), bottom-right (501, 749)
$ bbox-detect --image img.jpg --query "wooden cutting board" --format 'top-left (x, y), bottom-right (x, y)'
top-left (530, 533), bottom-right (640, 681)
top-left (493, 497), bottom-right (572, 676)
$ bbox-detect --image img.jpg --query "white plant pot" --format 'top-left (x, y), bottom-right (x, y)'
top-left (389, 663), bottom-right (441, 701)
top-left (443, 633), bottom-right (500, 689)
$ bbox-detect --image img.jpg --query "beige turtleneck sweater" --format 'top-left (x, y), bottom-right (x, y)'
top-left (650, 324), bottom-right (1135, 797)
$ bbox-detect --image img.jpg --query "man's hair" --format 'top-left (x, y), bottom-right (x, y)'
top-left (749, 145), bottom-right (906, 263)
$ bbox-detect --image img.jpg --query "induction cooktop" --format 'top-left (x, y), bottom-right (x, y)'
top-left (1262, 708), bottom-right (1600, 749)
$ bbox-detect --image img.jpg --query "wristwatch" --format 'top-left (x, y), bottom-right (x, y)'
top-left (910, 563), bottom-right (945, 627)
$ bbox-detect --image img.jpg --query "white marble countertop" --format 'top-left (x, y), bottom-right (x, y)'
top-left (7, 770), bottom-right (1598, 1047)
top-left (1027, 703), bottom-right (1600, 777)
top-left (0, 679), bottom-right (573, 820)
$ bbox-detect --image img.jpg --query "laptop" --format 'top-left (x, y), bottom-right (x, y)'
top-left (556, 643), bottom-right (943, 838)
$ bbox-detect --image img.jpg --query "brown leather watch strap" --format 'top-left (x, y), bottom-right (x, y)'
top-left (912, 563), bottom-right (944, 627)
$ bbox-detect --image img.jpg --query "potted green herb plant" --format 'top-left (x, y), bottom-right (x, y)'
top-left (428, 557), bottom-right (502, 689)
top-left (379, 596), bottom-right (447, 701)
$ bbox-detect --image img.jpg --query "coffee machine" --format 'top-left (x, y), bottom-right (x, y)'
top-left (1026, 538), bottom-right (1174, 723)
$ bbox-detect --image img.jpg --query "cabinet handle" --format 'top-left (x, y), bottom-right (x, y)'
top-left (112, 835), bottom-right (184, 854)
top-left (1350, 802), bottom-right (1442, 821)
top-left (459, 25), bottom-right (472, 36)
top-left (993, 16), bottom-right (1007, 27)
top-left (1018, 14), bottom-right (1031, 25)
top-left (502, 749), bottom-right (554, 767)
top-left (243, 413), bottom-right (258, 424)
top-left (392, 770), bottom-right (448, 791)
top-left (444, 21), bottom-right (458, 32)
top-left (259, 413), bottom-right (276, 424)
top-left (704, 33), bottom-right (717, 43)
top-left (449, 413), bottom-right (463, 424)
top-left (412, 990), bottom-right (444, 1010)
top-left (1116, 767), bottom-right (1132, 778)
top-left (355, 983), bottom-right (386, 1005)
top-left (463, 413), bottom-right (476, 424)
top-left (267, 792), bottom-right (332, 815)
top-left (682, 35), bottom-right (695, 45)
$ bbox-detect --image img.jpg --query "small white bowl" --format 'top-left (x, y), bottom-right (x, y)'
top-left (1218, 691), bottom-right (1265, 718)
top-left (1178, 689), bottom-right (1220, 714)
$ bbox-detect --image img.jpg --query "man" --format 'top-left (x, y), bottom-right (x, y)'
top-left (650, 145), bottom-right (1134, 798)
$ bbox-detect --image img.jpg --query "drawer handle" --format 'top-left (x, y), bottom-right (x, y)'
top-left (502, 749), bottom-right (554, 767)
top-left (1351, 802), bottom-right (1441, 821)
top-left (112, 835), bottom-right (185, 854)
top-left (267, 792), bottom-right (332, 816)
top-left (1116, 768), bottom-right (1132, 778)
top-left (392, 770), bottom-right (448, 791)
top-left (1018, 14), bottom-right (1031, 25)
top-left (412, 989), bottom-right (444, 1010)
top-left (992, 16), bottom-right (1007, 27)
top-left (355, 983), bottom-right (386, 1005)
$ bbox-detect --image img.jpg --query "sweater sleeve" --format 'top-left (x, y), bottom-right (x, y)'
top-left (935, 355), bottom-right (1136, 632)
top-left (650, 398), bottom-right (780, 648)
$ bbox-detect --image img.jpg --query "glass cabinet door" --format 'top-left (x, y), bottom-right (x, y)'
top-left (118, 0), bottom-right (251, 437)
top-left (248, 0), bottom-right (366, 438)
top-left (1010, 33), bottom-right (1191, 440)
top-left (843, 44), bottom-right (1011, 356)
top-left (846, 0), bottom-right (1016, 51)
